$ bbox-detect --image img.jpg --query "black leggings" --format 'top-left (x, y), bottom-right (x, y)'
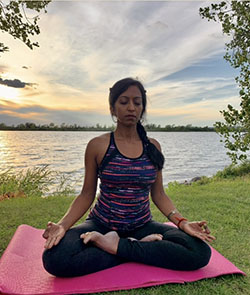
top-left (42, 218), bottom-right (211, 277)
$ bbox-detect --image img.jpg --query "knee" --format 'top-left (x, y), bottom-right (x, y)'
top-left (42, 248), bottom-right (69, 277)
top-left (191, 242), bottom-right (212, 270)
top-left (42, 249), bottom-right (58, 276)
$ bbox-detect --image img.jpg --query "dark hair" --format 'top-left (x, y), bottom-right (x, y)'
top-left (109, 77), bottom-right (165, 170)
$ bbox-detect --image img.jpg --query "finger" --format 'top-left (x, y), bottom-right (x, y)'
top-left (204, 237), bottom-right (213, 243)
top-left (193, 231), bottom-right (214, 243)
top-left (44, 238), bottom-right (51, 249)
top-left (198, 221), bottom-right (211, 234)
top-left (47, 221), bottom-right (53, 227)
top-left (206, 234), bottom-right (216, 242)
top-left (42, 222), bottom-right (54, 239)
top-left (199, 220), bottom-right (208, 227)
top-left (45, 237), bottom-right (56, 249)
top-left (202, 224), bottom-right (210, 234)
top-left (204, 225), bottom-right (210, 233)
top-left (48, 237), bottom-right (57, 249)
top-left (54, 235), bottom-right (62, 246)
top-left (197, 233), bottom-right (215, 243)
top-left (42, 230), bottom-right (49, 239)
top-left (44, 237), bottom-right (52, 249)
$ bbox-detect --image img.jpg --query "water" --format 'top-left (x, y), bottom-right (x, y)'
top-left (0, 131), bottom-right (232, 192)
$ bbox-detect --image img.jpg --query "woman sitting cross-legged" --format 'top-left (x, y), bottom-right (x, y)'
top-left (42, 77), bottom-right (215, 277)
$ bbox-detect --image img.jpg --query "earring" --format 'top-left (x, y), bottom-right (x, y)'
top-left (111, 115), bottom-right (117, 123)
top-left (140, 117), bottom-right (145, 124)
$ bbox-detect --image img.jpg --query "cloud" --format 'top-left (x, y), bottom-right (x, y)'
top-left (147, 93), bottom-right (240, 127)
top-left (0, 65), bottom-right (9, 73)
top-left (1, 1), bottom-right (228, 85)
top-left (0, 77), bottom-right (36, 88)
top-left (0, 1), bottom-right (238, 127)
top-left (147, 75), bottom-right (238, 110)
top-left (0, 100), bottom-right (112, 126)
top-left (27, 1), bottom-right (228, 90)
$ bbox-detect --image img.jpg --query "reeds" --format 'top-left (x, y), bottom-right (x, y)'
top-left (0, 165), bottom-right (75, 199)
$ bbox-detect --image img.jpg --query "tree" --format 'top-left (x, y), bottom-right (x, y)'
top-left (200, 1), bottom-right (250, 164)
top-left (0, 0), bottom-right (51, 54)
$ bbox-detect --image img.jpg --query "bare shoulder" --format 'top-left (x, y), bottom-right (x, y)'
top-left (86, 132), bottom-right (111, 164)
top-left (88, 132), bottom-right (110, 147)
top-left (148, 137), bottom-right (162, 151)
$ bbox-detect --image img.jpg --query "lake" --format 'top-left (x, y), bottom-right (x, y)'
top-left (0, 131), bottom-right (232, 193)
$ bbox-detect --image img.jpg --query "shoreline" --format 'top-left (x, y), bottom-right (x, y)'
top-left (0, 129), bottom-right (216, 132)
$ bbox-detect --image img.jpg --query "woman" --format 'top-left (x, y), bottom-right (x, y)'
top-left (42, 77), bottom-right (215, 277)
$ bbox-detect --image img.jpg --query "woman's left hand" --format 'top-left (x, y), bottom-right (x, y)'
top-left (180, 220), bottom-right (216, 243)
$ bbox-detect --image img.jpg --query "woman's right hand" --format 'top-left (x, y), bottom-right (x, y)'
top-left (42, 222), bottom-right (66, 249)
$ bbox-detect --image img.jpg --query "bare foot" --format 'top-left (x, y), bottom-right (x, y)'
top-left (128, 234), bottom-right (163, 242)
top-left (140, 234), bottom-right (163, 242)
top-left (80, 231), bottom-right (120, 255)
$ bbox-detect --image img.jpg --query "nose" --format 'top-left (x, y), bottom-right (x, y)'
top-left (127, 100), bottom-right (135, 111)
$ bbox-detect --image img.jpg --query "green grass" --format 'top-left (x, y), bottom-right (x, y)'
top-left (0, 165), bottom-right (250, 294)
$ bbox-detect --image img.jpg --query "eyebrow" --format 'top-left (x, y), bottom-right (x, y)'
top-left (119, 96), bottom-right (142, 99)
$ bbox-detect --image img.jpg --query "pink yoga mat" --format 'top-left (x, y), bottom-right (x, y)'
top-left (0, 224), bottom-right (245, 295)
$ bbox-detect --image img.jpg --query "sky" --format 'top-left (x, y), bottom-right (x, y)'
top-left (0, 0), bottom-right (240, 127)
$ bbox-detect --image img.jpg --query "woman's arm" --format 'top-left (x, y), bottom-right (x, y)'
top-left (149, 138), bottom-right (186, 225)
top-left (43, 138), bottom-right (99, 248)
top-left (150, 138), bottom-right (215, 243)
top-left (57, 138), bottom-right (98, 231)
top-left (151, 169), bottom-right (187, 227)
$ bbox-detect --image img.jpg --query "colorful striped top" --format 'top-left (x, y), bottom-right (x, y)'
top-left (88, 132), bottom-right (157, 231)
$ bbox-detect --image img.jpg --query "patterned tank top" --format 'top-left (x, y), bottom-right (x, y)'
top-left (88, 132), bottom-right (157, 231)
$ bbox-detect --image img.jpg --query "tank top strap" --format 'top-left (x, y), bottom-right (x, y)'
top-left (110, 131), bottom-right (115, 146)
top-left (99, 132), bottom-right (117, 173)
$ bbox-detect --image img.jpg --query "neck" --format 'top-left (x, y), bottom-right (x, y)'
top-left (114, 123), bottom-right (139, 140)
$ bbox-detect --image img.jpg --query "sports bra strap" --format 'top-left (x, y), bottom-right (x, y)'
top-left (98, 132), bottom-right (117, 173)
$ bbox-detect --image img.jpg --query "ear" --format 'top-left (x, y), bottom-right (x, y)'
top-left (110, 106), bottom-right (116, 116)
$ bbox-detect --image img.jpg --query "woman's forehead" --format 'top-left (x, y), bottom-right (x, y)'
top-left (119, 85), bottom-right (142, 97)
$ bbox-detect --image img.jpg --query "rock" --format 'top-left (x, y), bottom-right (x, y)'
top-left (0, 191), bottom-right (26, 201)
top-left (180, 176), bottom-right (203, 185)
top-left (190, 176), bottom-right (202, 183)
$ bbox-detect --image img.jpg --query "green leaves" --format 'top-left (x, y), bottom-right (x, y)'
top-left (0, 0), bottom-right (51, 54)
top-left (200, 1), bottom-right (250, 164)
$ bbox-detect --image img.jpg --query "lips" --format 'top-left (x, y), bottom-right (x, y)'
top-left (125, 115), bottom-right (136, 119)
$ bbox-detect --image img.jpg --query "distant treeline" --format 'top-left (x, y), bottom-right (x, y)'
top-left (0, 122), bottom-right (215, 132)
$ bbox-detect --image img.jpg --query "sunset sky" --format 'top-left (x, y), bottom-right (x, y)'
top-left (0, 0), bottom-right (240, 127)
